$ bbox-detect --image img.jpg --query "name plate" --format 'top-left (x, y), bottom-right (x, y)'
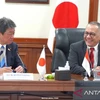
top-left (3, 73), bottom-right (34, 80)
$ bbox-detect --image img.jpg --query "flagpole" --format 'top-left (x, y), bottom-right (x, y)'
top-left (37, 45), bottom-right (47, 81)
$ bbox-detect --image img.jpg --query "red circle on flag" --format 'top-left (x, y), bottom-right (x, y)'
top-left (52, 2), bottom-right (79, 28)
top-left (39, 58), bottom-right (46, 66)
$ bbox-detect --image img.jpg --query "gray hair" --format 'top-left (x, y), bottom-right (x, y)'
top-left (0, 17), bottom-right (16, 34)
top-left (88, 21), bottom-right (100, 29)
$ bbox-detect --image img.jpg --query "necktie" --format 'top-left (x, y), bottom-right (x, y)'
top-left (0, 46), bottom-right (5, 67)
top-left (89, 48), bottom-right (94, 69)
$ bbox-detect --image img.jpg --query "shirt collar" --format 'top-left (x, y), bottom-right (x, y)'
top-left (0, 44), bottom-right (6, 49)
top-left (87, 43), bottom-right (99, 51)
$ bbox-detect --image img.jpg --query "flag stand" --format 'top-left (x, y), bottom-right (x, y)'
top-left (39, 74), bottom-right (47, 81)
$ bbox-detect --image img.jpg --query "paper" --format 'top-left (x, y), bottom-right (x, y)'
top-left (64, 61), bottom-right (70, 70)
top-left (58, 61), bottom-right (70, 70)
top-left (58, 67), bottom-right (68, 70)
top-left (3, 73), bottom-right (34, 80)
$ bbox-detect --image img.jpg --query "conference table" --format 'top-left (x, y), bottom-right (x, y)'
top-left (0, 74), bottom-right (93, 100)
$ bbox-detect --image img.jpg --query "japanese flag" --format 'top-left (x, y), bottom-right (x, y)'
top-left (37, 46), bottom-right (46, 76)
top-left (82, 49), bottom-right (91, 77)
top-left (47, 0), bottom-right (79, 53)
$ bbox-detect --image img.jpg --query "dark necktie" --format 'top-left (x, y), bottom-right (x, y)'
top-left (0, 46), bottom-right (5, 67)
top-left (89, 48), bottom-right (94, 69)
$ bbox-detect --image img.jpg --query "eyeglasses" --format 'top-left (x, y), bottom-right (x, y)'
top-left (84, 32), bottom-right (96, 37)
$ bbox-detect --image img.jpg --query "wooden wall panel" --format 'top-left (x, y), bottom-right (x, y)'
top-left (88, 0), bottom-right (99, 22)
top-left (14, 38), bottom-right (52, 73)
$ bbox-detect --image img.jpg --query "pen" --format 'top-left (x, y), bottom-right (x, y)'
top-left (12, 70), bottom-right (16, 73)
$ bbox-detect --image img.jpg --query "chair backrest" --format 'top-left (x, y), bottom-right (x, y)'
top-left (51, 28), bottom-right (85, 72)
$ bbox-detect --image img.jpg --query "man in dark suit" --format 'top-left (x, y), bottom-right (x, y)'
top-left (0, 17), bottom-right (27, 74)
top-left (68, 21), bottom-right (100, 76)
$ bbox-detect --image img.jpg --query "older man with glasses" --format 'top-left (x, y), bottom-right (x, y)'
top-left (68, 21), bottom-right (100, 77)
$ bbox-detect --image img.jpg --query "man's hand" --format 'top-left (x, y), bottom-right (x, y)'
top-left (14, 66), bottom-right (24, 73)
top-left (92, 66), bottom-right (100, 71)
top-left (0, 67), bottom-right (12, 75)
top-left (95, 66), bottom-right (100, 70)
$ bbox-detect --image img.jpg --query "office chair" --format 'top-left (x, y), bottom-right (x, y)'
top-left (51, 28), bottom-right (85, 72)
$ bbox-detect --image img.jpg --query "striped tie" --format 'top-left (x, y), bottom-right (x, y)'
top-left (0, 46), bottom-right (5, 67)
top-left (89, 48), bottom-right (94, 69)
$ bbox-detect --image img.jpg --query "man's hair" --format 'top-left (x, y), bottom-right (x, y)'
top-left (0, 17), bottom-right (16, 34)
top-left (89, 21), bottom-right (100, 29)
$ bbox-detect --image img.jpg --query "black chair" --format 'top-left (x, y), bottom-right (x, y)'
top-left (51, 28), bottom-right (85, 72)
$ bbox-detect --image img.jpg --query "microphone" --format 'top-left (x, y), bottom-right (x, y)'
top-left (17, 52), bottom-right (24, 68)
top-left (17, 52), bottom-right (27, 72)
top-left (13, 52), bottom-right (25, 73)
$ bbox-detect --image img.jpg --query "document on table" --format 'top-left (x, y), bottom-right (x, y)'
top-left (3, 73), bottom-right (34, 80)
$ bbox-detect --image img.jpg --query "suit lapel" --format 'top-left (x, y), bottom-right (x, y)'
top-left (6, 45), bottom-right (12, 66)
top-left (82, 41), bottom-right (87, 58)
top-left (97, 43), bottom-right (100, 65)
top-left (79, 41), bottom-right (87, 64)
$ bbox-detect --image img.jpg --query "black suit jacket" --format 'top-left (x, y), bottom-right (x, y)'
top-left (6, 42), bottom-right (27, 72)
top-left (68, 40), bottom-right (100, 74)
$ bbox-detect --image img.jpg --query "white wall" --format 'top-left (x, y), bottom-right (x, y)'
top-left (0, 0), bottom-right (90, 38)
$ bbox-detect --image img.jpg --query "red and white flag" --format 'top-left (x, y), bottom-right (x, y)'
top-left (37, 46), bottom-right (46, 76)
top-left (47, 0), bottom-right (79, 53)
top-left (82, 49), bottom-right (91, 77)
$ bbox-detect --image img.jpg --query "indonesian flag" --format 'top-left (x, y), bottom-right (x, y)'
top-left (37, 46), bottom-right (46, 76)
top-left (82, 49), bottom-right (91, 77)
top-left (47, 0), bottom-right (79, 53)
